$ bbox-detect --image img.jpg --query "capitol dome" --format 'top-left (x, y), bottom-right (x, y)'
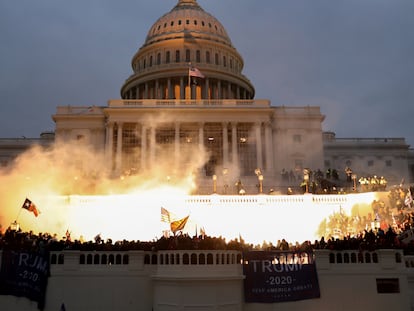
top-left (121, 0), bottom-right (255, 101)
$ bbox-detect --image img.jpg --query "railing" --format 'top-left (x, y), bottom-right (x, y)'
top-left (108, 99), bottom-right (270, 108)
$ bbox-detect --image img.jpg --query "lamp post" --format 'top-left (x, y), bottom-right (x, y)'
top-left (258, 174), bottom-right (264, 194)
top-left (303, 168), bottom-right (310, 194)
top-left (222, 168), bottom-right (228, 194)
top-left (212, 174), bottom-right (217, 194)
top-left (352, 174), bottom-right (357, 192)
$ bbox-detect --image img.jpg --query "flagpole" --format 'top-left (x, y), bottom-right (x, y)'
top-left (187, 64), bottom-right (191, 98)
top-left (15, 207), bottom-right (23, 223)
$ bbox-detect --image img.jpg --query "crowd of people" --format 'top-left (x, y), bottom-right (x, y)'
top-left (280, 166), bottom-right (393, 195)
top-left (1, 201), bottom-right (414, 256)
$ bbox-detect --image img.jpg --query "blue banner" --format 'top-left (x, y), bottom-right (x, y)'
top-left (243, 251), bottom-right (320, 303)
top-left (0, 250), bottom-right (50, 310)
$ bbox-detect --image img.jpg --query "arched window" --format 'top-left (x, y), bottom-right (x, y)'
top-left (344, 253), bottom-right (350, 263)
top-left (199, 253), bottom-right (206, 265)
top-left (350, 253), bottom-right (356, 263)
top-left (101, 254), bottom-right (107, 265)
top-left (336, 253), bottom-right (343, 263)
top-left (191, 253), bottom-right (197, 264)
top-left (123, 254), bottom-right (129, 265)
top-left (87, 254), bottom-right (93, 264)
top-left (108, 254), bottom-right (114, 265)
top-left (183, 253), bottom-right (189, 265)
top-left (58, 254), bottom-right (64, 265)
top-left (151, 254), bottom-right (157, 265)
top-left (144, 254), bottom-right (150, 265)
top-left (116, 254), bottom-right (122, 265)
top-left (207, 253), bottom-right (213, 264)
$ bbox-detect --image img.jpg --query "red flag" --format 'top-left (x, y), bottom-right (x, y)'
top-left (170, 215), bottom-right (189, 233)
top-left (22, 198), bottom-right (40, 217)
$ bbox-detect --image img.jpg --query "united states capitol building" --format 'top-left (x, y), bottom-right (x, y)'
top-left (0, 0), bottom-right (413, 190)
top-left (1, 1), bottom-right (414, 310)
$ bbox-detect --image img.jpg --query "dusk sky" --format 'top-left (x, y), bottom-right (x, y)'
top-left (1, 0), bottom-right (413, 146)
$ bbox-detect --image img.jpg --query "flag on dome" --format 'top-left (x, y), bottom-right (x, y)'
top-left (170, 215), bottom-right (189, 234)
top-left (189, 66), bottom-right (205, 78)
top-left (22, 198), bottom-right (40, 217)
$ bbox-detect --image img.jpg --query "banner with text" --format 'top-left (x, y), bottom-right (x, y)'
top-left (0, 250), bottom-right (50, 310)
top-left (243, 251), bottom-right (320, 303)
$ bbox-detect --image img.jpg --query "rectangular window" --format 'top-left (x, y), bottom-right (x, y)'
top-left (186, 49), bottom-right (191, 62)
top-left (175, 50), bottom-right (180, 63)
top-left (293, 134), bottom-right (302, 143)
top-left (376, 278), bottom-right (400, 293)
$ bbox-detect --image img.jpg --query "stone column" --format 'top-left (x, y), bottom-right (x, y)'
top-left (180, 77), bottom-right (184, 100)
top-left (222, 122), bottom-right (229, 166)
top-left (116, 122), bottom-right (123, 173)
top-left (106, 122), bottom-right (114, 169)
top-left (141, 125), bottom-right (147, 171)
top-left (150, 126), bottom-right (156, 167)
top-left (231, 123), bottom-right (238, 166)
top-left (204, 78), bottom-right (209, 99)
top-left (155, 79), bottom-right (159, 99)
top-left (144, 83), bottom-right (149, 99)
top-left (264, 122), bottom-right (274, 173)
top-left (255, 122), bottom-right (263, 170)
top-left (199, 123), bottom-right (204, 153)
top-left (217, 80), bottom-right (222, 99)
top-left (175, 122), bottom-right (180, 165)
top-left (167, 78), bottom-right (172, 99)
top-left (136, 85), bottom-right (140, 99)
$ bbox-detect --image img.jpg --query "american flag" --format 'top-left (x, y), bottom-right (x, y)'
top-left (189, 66), bottom-right (205, 78)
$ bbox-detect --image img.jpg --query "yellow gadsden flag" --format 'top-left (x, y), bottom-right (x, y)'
top-left (170, 215), bottom-right (189, 234)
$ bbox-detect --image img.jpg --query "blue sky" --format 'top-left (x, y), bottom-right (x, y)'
top-left (1, 0), bottom-right (413, 146)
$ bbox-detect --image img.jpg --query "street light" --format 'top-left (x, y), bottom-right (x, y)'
top-left (222, 168), bottom-right (228, 194)
top-left (303, 168), bottom-right (310, 193)
top-left (258, 174), bottom-right (264, 194)
top-left (352, 174), bottom-right (357, 191)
